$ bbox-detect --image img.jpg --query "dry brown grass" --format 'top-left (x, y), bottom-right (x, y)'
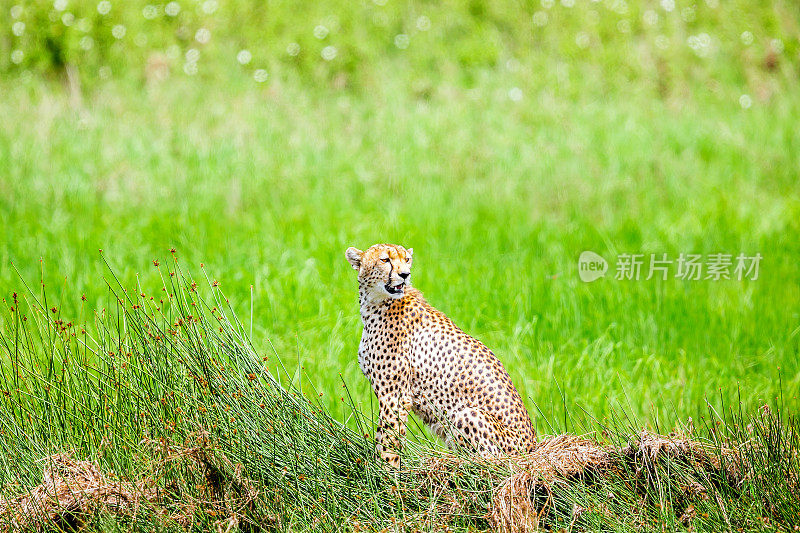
top-left (412, 431), bottom-right (745, 533)
top-left (0, 434), bottom-right (261, 532)
top-left (0, 453), bottom-right (158, 531)
top-left (0, 431), bottom-right (745, 532)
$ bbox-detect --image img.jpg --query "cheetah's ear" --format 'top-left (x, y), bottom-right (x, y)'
top-left (345, 247), bottom-right (364, 271)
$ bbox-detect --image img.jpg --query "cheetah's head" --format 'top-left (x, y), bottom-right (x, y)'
top-left (345, 243), bottom-right (413, 302)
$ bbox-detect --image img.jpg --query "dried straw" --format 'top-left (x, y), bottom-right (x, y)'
top-left (0, 453), bottom-right (157, 530)
top-left (0, 436), bottom-right (260, 532)
top-left (0, 431), bottom-right (745, 532)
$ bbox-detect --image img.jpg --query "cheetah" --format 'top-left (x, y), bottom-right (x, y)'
top-left (345, 243), bottom-right (536, 467)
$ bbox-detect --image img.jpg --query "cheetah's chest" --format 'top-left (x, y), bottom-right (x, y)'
top-left (359, 321), bottom-right (456, 412)
top-left (357, 315), bottom-right (418, 392)
top-left (357, 328), bottom-right (373, 378)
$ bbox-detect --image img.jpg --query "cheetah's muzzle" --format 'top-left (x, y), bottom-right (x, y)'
top-left (385, 282), bottom-right (405, 295)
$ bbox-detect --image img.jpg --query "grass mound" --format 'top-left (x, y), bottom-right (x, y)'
top-left (0, 258), bottom-right (797, 531)
top-left (410, 430), bottom-right (752, 532)
top-left (1, 426), bottom-right (792, 531)
top-left (0, 437), bottom-right (261, 532)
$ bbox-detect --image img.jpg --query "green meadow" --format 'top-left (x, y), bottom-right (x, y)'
top-left (1, 0), bottom-right (799, 529)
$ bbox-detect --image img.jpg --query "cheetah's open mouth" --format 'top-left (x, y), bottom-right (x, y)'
top-left (385, 282), bottom-right (405, 295)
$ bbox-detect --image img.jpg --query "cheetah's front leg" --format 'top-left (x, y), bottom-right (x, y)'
top-left (375, 395), bottom-right (411, 468)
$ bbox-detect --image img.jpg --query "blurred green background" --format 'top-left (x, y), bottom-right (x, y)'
top-left (1, 0), bottom-right (798, 433)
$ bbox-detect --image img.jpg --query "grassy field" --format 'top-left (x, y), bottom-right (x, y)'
top-left (2, 270), bottom-right (797, 531)
top-left (2, 71), bottom-right (798, 430)
top-left (1, 0), bottom-right (799, 530)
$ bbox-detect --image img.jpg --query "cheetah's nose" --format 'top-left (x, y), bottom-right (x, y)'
top-left (399, 272), bottom-right (409, 279)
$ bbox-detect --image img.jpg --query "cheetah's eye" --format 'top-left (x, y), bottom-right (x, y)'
top-left (381, 258), bottom-right (390, 263)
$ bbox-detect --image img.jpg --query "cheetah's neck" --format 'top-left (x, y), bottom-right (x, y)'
top-left (358, 287), bottom-right (424, 323)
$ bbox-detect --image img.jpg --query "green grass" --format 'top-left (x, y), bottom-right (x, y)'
top-left (0, 264), bottom-right (798, 532)
top-left (2, 70), bottom-right (798, 430)
top-left (0, 0), bottom-right (799, 529)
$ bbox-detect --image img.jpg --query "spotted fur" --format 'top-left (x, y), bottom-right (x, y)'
top-left (346, 243), bottom-right (536, 467)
